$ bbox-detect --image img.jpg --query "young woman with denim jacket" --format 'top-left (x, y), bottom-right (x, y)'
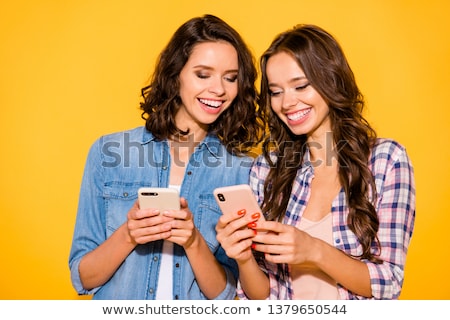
top-left (69, 14), bottom-right (265, 300)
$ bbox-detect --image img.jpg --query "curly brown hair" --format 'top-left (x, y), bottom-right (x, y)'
top-left (259, 24), bottom-right (381, 263)
top-left (140, 14), bottom-right (265, 155)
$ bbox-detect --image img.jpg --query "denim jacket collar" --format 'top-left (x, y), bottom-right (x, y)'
top-left (140, 129), bottom-right (222, 159)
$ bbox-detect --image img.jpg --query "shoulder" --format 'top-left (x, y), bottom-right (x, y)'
top-left (94, 126), bottom-right (150, 145)
top-left (371, 138), bottom-right (408, 159)
top-left (370, 138), bottom-right (413, 171)
top-left (86, 126), bottom-right (151, 160)
top-left (252, 153), bottom-right (272, 167)
top-left (84, 126), bottom-right (150, 164)
top-left (250, 153), bottom-right (272, 178)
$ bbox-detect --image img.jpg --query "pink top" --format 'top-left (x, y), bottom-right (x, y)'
top-left (290, 213), bottom-right (340, 299)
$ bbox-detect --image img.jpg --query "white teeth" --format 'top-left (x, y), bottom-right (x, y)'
top-left (199, 98), bottom-right (223, 108)
top-left (287, 108), bottom-right (310, 120)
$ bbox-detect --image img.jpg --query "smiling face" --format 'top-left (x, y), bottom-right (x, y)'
top-left (177, 41), bottom-right (239, 133)
top-left (266, 51), bottom-right (331, 140)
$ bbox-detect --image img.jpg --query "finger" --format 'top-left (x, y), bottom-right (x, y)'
top-left (222, 228), bottom-right (256, 248)
top-left (263, 252), bottom-right (290, 264)
top-left (166, 223), bottom-right (200, 247)
top-left (220, 209), bottom-right (244, 224)
top-left (132, 208), bottom-right (161, 220)
top-left (129, 221), bottom-right (172, 243)
top-left (216, 212), bottom-right (248, 236)
top-left (251, 229), bottom-right (282, 245)
top-left (134, 231), bottom-right (172, 244)
top-left (252, 241), bottom-right (294, 257)
top-left (226, 238), bottom-right (254, 258)
top-left (127, 201), bottom-right (141, 220)
top-left (230, 209), bottom-right (258, 230)
top-left (131, 215), bottom-right (173, 229)
top-left (162, 208), bottom-right (192, 221)
top-left (167, 222), bottom-right (194, 236)
top-left (254, 220), bottom-right (285, 233)
top-left (141, 221), bottom-right (172, 235)
top-left (180, 197), bottom-right (188, 209)
top-left (216, 214), bottom-right (228, 230)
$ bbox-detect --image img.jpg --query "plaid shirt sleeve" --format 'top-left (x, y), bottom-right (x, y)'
top-left (360, 139), bottom-right (416, 299)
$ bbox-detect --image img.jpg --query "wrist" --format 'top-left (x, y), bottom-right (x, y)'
top-left (121, 223), bottom-right (137, 246)
top-left (183, 227), bottom-right (201, 250)
top-left (309, 237), bottom-right (330, 267)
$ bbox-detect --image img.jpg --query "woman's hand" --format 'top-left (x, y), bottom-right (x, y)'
top-left (252, 220), bottom-right (319, 265)
top-left (216, 209), bottom-right (260, 263)
top-left (126, 200), bottom-right (174, 245)
top-left (161, 197), bottom-right (199, 248)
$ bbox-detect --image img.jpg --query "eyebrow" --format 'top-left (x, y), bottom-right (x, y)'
top-left (193, 65), bottom-right (238, 73)
top-left (268, 76), bottom-right (307, 87)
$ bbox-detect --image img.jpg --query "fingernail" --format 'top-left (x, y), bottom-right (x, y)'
top-left (251, 212), bottom-right (260, 219)
top-left (238, 209), bottom-right (246, 216)
top-left (253, 229), bottom-right (257, 235)
top-left (251, 243), bottom-right (256, 249)
top-left (247, 222), bottom-right (256, 228)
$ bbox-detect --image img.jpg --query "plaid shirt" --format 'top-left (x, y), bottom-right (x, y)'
top-left (237, 138), bottom-right (415, 300)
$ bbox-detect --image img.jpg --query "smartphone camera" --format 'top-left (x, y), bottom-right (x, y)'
top-left (141, 192), bottom-right (158, 196)
top-left (217, 193), bottom-right (226, 202)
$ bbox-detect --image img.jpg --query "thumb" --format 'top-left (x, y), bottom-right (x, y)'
top-left (180, 197), bottom-right (188, 209)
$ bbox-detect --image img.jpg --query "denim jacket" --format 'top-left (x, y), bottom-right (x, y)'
top-left (69, 126), bottom-right (253, 299)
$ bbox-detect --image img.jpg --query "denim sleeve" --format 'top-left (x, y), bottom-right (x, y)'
top-left (211, 244), bottom-right (239, 299)
top-left (68, 137), bottom-right (106, 295)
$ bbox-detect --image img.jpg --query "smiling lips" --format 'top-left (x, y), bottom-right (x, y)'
top-left (286, 108), bottom-right (311, 123)
top-left (199, 98), bottom-right (224, 108)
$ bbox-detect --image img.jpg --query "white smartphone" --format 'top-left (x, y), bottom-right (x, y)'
top-left (138, 187), bottom-right (180, 211)
top-left (213, 184), bottom-right (265, 222)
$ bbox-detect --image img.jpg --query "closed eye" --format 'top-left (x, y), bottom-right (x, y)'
top-left (296, 83), bottom-right (310, 90)
top-left (196, 73), bottom-right (210, 79)
top-left (269, 90), bottom-right (282, 97)
top-left (224, 75), bottom-right (238, 83)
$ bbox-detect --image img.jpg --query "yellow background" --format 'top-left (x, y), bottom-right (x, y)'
top-left (1, 0), bottom-right (449, 300)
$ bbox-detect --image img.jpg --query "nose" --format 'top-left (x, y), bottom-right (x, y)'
top-left (281, 90), bottom-right (298, 109)
top-left (208, 77), bottom-right (225, 96)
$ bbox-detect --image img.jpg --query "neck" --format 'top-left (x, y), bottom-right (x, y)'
top-left (169, 131), bottom-right (206, 146)
top-left (307, 131), bottom-right (335, 165)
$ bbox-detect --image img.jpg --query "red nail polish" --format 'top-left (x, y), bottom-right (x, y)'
top-left (251, 243), bottom-right (256, 249)
top-left (251, 212), bottom-right (260, 219)
top-left (253, 229), bottom-right (257, 235)
top-left (247, 222), bottom-right (256, 228)
top-left (238, 209), bottom-right (246, 216)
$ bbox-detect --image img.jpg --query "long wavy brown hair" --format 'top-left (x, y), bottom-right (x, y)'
top-left (259, 25), bottom-right (381, 263)
top-left (140, 14), bottom-right (265, 155)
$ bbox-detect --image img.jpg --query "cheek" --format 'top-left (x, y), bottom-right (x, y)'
top-left (312, 96), bottom-right (330, 115)
top-left (270, 104), bottom-right (285, 122)
top-left (227, 83), bottom-right (238, 100)
top-left (270, 98), bottom-right (282, 114)
top-left (305, 88), bottom-right (326, 106)
top-left (179, 79), bottom-right (198, 101)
